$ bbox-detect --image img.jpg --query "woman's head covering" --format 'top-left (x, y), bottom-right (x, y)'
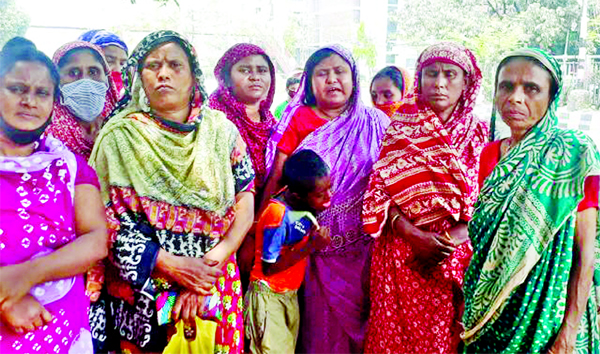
top-left (370, 65), bottom-right (413, 117)
top-left (266, 44), bottom-right (376, 170)
top-left (46, 41), bottom-right (119, 159)
top-left (490, 48), bottom-right (561, 141)
top-left (109, 30), bottom-right (207, 124)
top-left (209, 43), bottom-right (277, 186)
top-left (269, 44), bottom-right (390, 197)
top-left (410, 42), bottom-right (482, 123)
top-left (78, 29), bottom-right (128, 54)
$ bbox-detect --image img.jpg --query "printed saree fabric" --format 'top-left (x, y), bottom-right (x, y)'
top-left (462, 49), bottom-right (600, 353)
top-left (0, 137), bottom-right (94, 354)
top-left (46, 41), bottom-right (119, 160)
top-left (209, 43), bottom-right (277, 188)
top-left (89, 31), bottom-right (254, 354)
top-left (361, 42), bottom-right (488, 353)
top-left (269, 44), bottom-right (389, 353)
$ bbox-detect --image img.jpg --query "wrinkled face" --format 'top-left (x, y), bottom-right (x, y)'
top-left (141, 42), bottom-right (194, 114)
top-left (59, 49), bottom-right (107, 85)
top-left (230, 54), bottom-right (271, 105)
top-left (0, 61), bottom-right (55, 131)
top-left (306, 175), bottom-right (332, 212)
top-left (496, 58), bottom-right (552, 133)
top-left (287, 83), bottom-right (300, 99)
top-left (420, 61), bottom-right (466, 115)
top-left (371, 76), bottom-right (403, 106)
top-left (103, 45), bottom-right (128, 73)
top-left (311, 54), bottom-right (353, 110)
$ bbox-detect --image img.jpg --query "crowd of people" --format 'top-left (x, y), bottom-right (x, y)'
top-left (0, 28), bottom-right (598, 354)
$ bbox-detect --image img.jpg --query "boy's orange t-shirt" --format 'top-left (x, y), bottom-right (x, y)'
top-left (250, 199), bottom-right (317, 293)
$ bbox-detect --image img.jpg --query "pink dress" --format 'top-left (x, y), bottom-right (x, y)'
top-left (0, 137), bottom-right (100, 354)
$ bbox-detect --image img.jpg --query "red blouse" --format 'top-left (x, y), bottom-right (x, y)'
top-left (277, 106), bottom-right (328, 155)
top-left (479, 140), bottom-right (599, 211)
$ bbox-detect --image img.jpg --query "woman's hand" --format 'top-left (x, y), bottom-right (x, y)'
top-left (310, 227), bottom-right (331, 251)
top-left (547, 326), bottom-right (576, 354)
top-left (0, 264), bottom-right (36, 311)
top-left (448, 222), bottom-right (470, 245)
top-left (408, 229), bottom-right (456, 269)
top-left (155, 251), bottom-right (223, 295)
top-left (172, 290), bottom-right (205, 325)
top-left (0, 294), bottom-right (53, 333)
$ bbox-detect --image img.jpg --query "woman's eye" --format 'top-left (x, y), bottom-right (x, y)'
top-left (90, 68), bottom-right (99, 76)
top-left (69, 69), bottom-right (81, 78)
top-left (37, 89), bottom-right (50, 97)
top-left (8, 85), bottom-right (25, 94)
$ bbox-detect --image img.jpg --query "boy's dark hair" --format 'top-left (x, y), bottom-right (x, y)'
top-left (286, 76), bottom-right (300, 89)
top-left (282, 150), bottom-right (329, 196)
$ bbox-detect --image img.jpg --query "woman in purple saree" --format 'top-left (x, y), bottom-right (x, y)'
top-left (263, 45), bottom-right (390, 353)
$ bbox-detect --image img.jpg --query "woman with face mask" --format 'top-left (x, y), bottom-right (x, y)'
top-left (78, 29), bottom-right (129, 94)
top-left (45, 41), bottom-right (119, 160)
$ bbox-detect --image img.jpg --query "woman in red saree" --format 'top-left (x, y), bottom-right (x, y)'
top-left (362, 42), bottom-right (488, 353)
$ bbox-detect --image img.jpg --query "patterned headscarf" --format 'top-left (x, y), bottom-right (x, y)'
top-left (209, 43), bottom-right (276, 186)
top-left (78, 29), bottom-right (128, 54)
top-left (46, 41), bottom-right (119, 159)
top-left (109, 30), bottom-right (207, 123)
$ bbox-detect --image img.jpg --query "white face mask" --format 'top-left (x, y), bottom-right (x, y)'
top-left (60, 79), bottom-right (108, 122)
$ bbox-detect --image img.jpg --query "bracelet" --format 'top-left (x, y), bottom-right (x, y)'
top-left (390, 214), bottom-right (401, 230)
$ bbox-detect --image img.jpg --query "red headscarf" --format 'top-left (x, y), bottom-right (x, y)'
top-left (46, 41), bottom-right (119, 160)
top-left (208, 43), bottom-right (277, 187)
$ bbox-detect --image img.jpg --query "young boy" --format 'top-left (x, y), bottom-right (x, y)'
top-left (244, 149), bottom-right (332, 354)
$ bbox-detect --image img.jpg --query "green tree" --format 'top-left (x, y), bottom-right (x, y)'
top-left (0, 0), bottom-right (30, 47)
top-left (391, 0), bottom-right (583, 100)
top-left (353, 22), bottom-right (378, 77)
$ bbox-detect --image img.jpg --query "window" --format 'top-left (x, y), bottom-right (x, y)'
top-left (386, 54), bottom-right (396, 64)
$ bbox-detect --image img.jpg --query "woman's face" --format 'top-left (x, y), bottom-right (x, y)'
top-left (141, 42), bottom-right (193, 114)
top-left (311, 54), bottom-right (353, 110)
top-left (371, 76), bottom-right (403, 106)
top-left (230, 54), bottom-right (271, 105)
top-left (103, 45), bottom-right (128, 73)
top-left (0, 61), bottom-right (55, 131)
top-left (59, 49), bottom-right (107, 85)
top-left (420, 61), bottom-right (466, 115)
top-left (495, 58), bottom-right (552, 133)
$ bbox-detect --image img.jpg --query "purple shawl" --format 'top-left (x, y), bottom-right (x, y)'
top-left (269, 45), bottom-right (390, 251)
top-left (208, 43), bottom-right (277, 187)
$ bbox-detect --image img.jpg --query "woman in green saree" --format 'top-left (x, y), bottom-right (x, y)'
top-left (462, 49), bottom-right (600, 353)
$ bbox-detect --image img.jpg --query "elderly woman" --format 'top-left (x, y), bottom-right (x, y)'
top-left (462, 49), bottom-right (600, 353)
top-left (209, 43), bottom-right (277, 286)
top-left (263, 45), bottom-right (390, 353)
top-left (90, 30), bottom-right (254, 354)
top-left (78, 29), bottom-right (129, 93)
top-left (362, 42), bottom-right (488, 353)
top-left (0, 37), bottom-right (108, 354)
top-left (370, 65), bottom-right (412, 117)
top-left (45, 41), bottom-right (119, 160)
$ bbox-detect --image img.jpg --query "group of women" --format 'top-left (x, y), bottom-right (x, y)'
top-left (0, 27), bottom-right (598, 354)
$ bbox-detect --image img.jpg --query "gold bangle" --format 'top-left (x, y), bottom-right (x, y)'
top-left (390, 214), bottom-right (401, 230)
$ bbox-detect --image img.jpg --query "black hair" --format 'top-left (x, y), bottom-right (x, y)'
top-left (286, 76), bottom-right (300, 89)
top-left (496, 55), bottom-right (559, 102)
top-left (302, 48), bottom-right (337, 106)
top-left (57, 47), bottom-right (105, 71)
top-left (282, 149), bottom-right (330, 196)
top-left (0, 36), bottom-right (60, 99)
top-left (370, 66), bottom-right (404, 93)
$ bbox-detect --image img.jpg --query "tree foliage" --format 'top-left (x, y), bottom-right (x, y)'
top-left (391, 0), bottom-right (586, 100)
top-left (353, 22), bottom-right (378, 76)
top-left (0, 0), bottom-right (31, 47)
